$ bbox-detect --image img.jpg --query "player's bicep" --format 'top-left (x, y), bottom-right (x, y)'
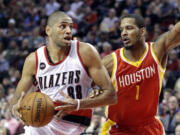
top-left (16, 53), bottom-right (36, 94)
top-left (85, 47), bottom-right (112, 90)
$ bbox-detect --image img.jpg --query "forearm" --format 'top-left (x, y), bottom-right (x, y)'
top-left (79, 89), bottom-right (117, 109)
top-left (165, 22), bottom-right (180, 51)
top-left (10, 80), bottom-right (31, 112)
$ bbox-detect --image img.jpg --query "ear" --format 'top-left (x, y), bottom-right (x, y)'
top-left (45, 25), bottom-right (51, 36)
top-left (140, 27), bottom-right (146, 37)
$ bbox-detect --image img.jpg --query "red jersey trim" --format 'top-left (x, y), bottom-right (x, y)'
top-left (35, 51), bottom-right (38, 76)
top-left (77, 40), bottom-right (88, 73)
top-left (44, 46), bottom-right (70, 66)
top-left (120, 43), bottom-right (148, 67)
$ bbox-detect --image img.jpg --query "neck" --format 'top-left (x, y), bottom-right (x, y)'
top-left (124, 41), bottom-right (146, 61)
top-left (47, 44), bottom-right (70, 63)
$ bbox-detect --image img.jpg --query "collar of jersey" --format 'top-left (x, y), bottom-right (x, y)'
top-left (120, 43), bottom-right (148, 67)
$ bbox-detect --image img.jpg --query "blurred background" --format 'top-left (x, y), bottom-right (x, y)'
top-left (0, 0), bottom-right (180, 135)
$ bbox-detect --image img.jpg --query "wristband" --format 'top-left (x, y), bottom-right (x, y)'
top-left (76, 99), bottom-right (80, 111)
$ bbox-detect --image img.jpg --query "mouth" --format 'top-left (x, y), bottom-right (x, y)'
top-left (122, 37), bottom-right (130, 44)
top-left (63, 36), bottom-right (72, 44)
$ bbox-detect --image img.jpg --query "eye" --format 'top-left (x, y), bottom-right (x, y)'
top-left (60, 24), bottom-right (66, 29)
top-left (127, 26), bottom-right (133, 30)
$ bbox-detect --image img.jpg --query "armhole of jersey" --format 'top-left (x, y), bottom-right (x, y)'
top-left (35, 50), bottom-right (38, 77)
top-left (149, 42), bottom-right (165, 72)
top-left (77, 40), bottom-right (88, 73)
top-left (111, 52), bottom-right (118, 91)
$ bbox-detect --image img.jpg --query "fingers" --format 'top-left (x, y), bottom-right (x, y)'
top-left (18, 118), bottom-right (25, 125)
top-left (12, 105), bottom-right (23, 122)
top-left (12, 92), bottom-right (26, 123)
top-left (58, 90), bottom-right (71, 99)
top-left (18, 92), bottom-right (25, 107)
top-left (54, 100), bottom-right (66, 107)
top-left (89, 89), bottom-right (103, 98)
top-left (55, 110), bottom-right (67, 121)
top-left (55, 104), bottom-right (73, 111)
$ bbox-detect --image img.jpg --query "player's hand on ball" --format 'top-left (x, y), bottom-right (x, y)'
top-left (12, 92), bottom-right (25, 124)
top-left (55, 90), bottom-right (78, 119)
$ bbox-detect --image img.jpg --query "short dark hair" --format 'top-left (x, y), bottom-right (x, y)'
top-left (47, 11), bottom-right (68, 27)
top-left (121, 14), bottom-right (145, 28)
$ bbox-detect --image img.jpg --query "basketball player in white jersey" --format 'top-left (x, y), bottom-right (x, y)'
top-left (10, 11), bottom-right (117, 135)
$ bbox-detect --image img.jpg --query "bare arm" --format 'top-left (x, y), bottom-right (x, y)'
top-left (153, 0), bottom-right (180, 64)
top-left (102, 54), bottom-right (114, 77)
top-left (10, 53), bottom-right (36, 111)
top-left (79, 42), bottom-right (117, 109)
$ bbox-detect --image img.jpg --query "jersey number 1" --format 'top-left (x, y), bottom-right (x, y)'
top-left (136, 85), bottom-right (140, 100)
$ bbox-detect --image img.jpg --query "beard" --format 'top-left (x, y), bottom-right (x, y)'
top-left (124, 44), bottom-right (134, 50)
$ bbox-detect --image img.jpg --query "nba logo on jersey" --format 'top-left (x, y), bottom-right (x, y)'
top-left (40, 62), bottom-right (46, 70)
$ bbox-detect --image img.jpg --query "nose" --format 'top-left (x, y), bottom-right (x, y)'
top-left (121, 29), bottom-right (127, 36)
top-left (66, 26), bottom-right (72, 35)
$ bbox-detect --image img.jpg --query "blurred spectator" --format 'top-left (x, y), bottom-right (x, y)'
top-left (0, 54), bottom-right (9, 81)
top-left (2, 40), bottom-right (19, 66)
top-left (28, 27), bottom-right (44, 49)
top-left (5, 18), bottom-right (19, 39)
top-left (70, 0), bottom-right (83, 13)
top-left (167, 49), bottom-right (180, 71)
top-left (0, 108), bottom-right (19, 135)
top-left (159, 88), bottom-right (173, 116)
top-left (108, 20), bottom-right (121, 49)
top-left (100, 8), bottom-right (118, 32)
top-left (100, 42), bottom-right (113, 58)
top-left (161, 96), bottom-right (180, 135)
top-left (45, 0), bottom-right (61, 16)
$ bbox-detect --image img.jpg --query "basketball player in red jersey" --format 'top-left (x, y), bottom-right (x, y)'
top-left (10, 11), bottom-right (117, 135)
top-left (101, 0), bottom-right (180, 134)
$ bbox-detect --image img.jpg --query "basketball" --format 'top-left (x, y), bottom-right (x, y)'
top-left (19, 92), bottom-right (54, 127)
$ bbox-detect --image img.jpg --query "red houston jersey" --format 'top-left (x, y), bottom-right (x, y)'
top-left (105, 42), bottom-right (165, 126)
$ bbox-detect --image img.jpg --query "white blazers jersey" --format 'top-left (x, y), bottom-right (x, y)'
top-left (35, 40), bottom-right (93, 126)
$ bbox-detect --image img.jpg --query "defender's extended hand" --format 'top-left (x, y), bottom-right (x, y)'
top-left (88, 89), bottom-right (103, 98)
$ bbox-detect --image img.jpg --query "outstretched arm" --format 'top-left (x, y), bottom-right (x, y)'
top-left (153, 0), bottom-right (180, 64)
top-left (79, 42), bottom-right (117, 108)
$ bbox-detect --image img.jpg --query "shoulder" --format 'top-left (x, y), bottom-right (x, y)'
top-left (78, 41), bottom-right (99, 59)
top-left (23, 52), bottom-right (36, 75)
top-left (25, 52), bottom-right (36, 64)
top-left (78, 41), bottom-right (101, 67)
top-left (78, 41), bottom-right (96, 54)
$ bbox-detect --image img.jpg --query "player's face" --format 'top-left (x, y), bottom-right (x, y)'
top-left (120, 18), bottom-right (141, 50)
top-left (50, 16), bottom-right (73, 47)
